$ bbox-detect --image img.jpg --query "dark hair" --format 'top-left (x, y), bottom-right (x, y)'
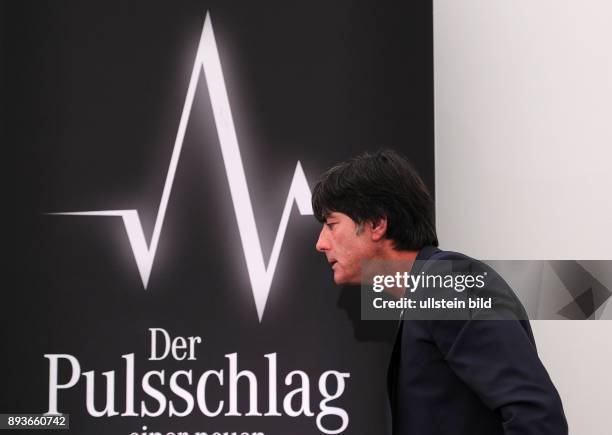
top-left (312, 149), bottom-right (438, 250)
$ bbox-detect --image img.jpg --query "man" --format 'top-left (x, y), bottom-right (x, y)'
top-left (312, 150), bottom-right (568, 435)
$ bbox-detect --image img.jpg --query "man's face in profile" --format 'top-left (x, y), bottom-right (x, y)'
top-left (315, 212), bottom-right (376, 285)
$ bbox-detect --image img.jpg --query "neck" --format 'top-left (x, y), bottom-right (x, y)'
top-left (384, 249), bottom-right (419, 262)
top-left (372, 242), bottom-right (420, 299)
top-left (377, 240), bottom-right (419, 262)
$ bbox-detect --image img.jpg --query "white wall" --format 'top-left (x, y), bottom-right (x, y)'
top-left (434, 1), bottom-right (612, 434)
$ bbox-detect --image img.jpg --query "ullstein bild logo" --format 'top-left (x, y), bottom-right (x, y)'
top-left (48, 13), bottom-right (314, 321)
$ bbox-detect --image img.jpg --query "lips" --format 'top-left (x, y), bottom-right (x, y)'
top-left (329, 260), bottom-right (338, 268)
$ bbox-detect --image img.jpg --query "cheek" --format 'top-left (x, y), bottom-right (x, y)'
top-left (340, 247), bottom-right (360, 273)
top-left (343, 240), bottom-right (371, 271)
top-left (336, 239), bottom-right (354, 263)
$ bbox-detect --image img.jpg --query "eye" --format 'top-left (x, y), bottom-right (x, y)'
top-left (326, 222), bottom-right (337, 230)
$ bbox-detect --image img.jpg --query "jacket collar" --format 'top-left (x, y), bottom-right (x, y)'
top-left (415, 245), bottom-right (441, 262)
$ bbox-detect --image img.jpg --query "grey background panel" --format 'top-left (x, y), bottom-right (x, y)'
top-left (434, 1), bottom-right (612, 433)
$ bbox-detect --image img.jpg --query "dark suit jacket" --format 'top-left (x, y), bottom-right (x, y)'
top-left (387, 246), bottom-right (568, 435)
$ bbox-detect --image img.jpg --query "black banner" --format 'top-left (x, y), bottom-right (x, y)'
top-left (3, 1), bottom-right (433, 434)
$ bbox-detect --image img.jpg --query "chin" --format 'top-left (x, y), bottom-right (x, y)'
top-left (333, 272), bottom-right (347, 285)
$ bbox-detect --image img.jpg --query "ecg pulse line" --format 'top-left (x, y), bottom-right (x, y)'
top-left (48, 13), bottom-right (314, 321)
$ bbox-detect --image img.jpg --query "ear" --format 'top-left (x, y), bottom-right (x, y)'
top-left (369, 217), bottom-right (388, 242)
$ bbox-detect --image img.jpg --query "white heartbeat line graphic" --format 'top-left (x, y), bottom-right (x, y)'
top-left (48, 13), bottom-right (314, 321)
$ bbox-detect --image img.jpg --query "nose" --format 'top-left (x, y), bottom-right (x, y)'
top-left (316, 227), bottom-right (329, 252)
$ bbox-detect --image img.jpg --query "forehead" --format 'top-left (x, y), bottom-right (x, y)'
top-left (326, 211), bottom-right (352, 222)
